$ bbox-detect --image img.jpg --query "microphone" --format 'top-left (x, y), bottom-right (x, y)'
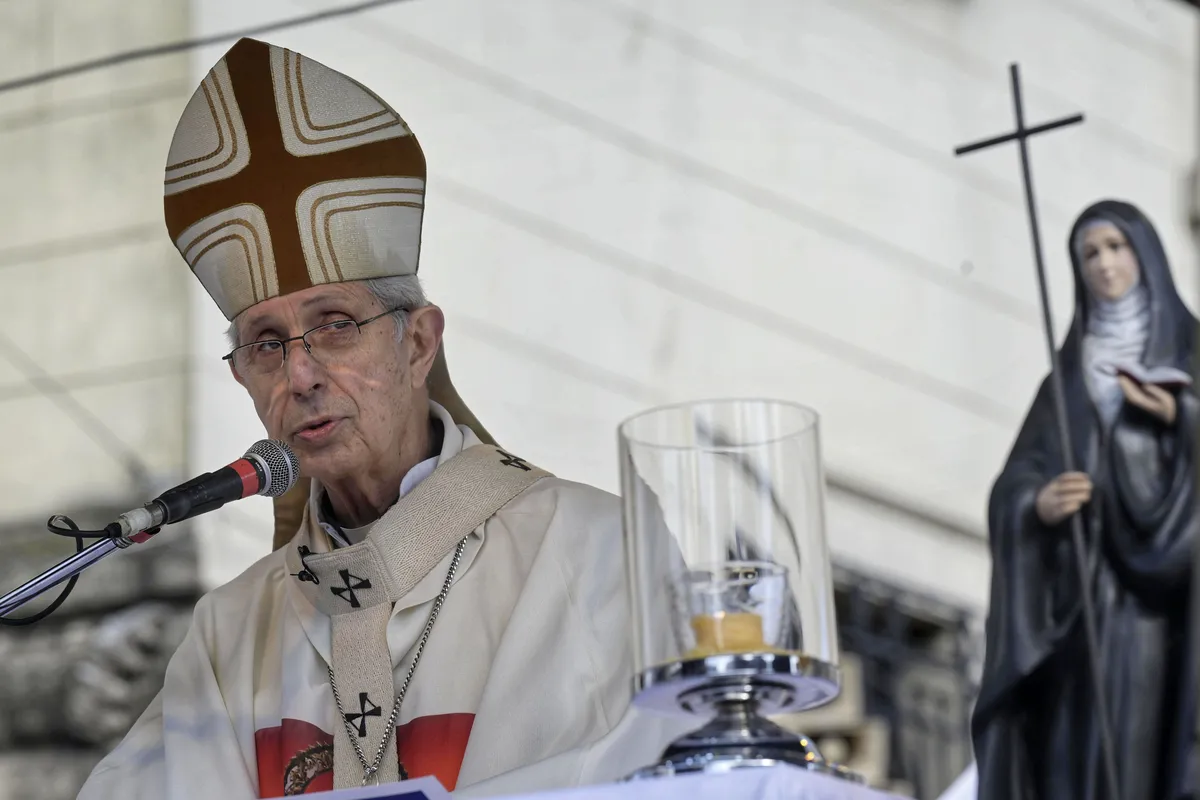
top-left (111, 440), bottom-right (300, 540)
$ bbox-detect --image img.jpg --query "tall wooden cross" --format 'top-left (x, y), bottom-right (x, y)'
top-left (953, 63), bottom-right (1121, 800)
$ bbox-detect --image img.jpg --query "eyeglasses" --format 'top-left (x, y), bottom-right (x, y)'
top-left (223, 307), bottom-right (407, 377)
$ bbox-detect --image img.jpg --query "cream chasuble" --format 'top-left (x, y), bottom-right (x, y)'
top-left (77, 402), bottom-right (687, 798)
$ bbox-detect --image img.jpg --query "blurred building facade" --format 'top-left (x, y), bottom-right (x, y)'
top-left (0, 1), bottom-right (1196, 798)
top-left (0, 1), bottom-right (198, 798)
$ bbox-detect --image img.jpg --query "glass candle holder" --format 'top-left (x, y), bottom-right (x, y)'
top-left (619, 399), bottom-right (839, 715)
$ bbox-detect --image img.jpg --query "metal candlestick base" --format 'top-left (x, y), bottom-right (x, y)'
top-left (628, 655), bottom-right (865, 783)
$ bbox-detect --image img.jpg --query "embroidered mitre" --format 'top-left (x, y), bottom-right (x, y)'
top-left (163, 36), bottom-right (426, 321)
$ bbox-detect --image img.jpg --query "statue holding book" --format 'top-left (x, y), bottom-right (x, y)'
top-left (972, 200), bottom-right (1198, 800)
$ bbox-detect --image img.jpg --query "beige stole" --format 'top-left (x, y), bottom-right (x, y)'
top-left (283, 444), bottom-right (550, 788)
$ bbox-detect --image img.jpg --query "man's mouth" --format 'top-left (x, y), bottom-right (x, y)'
top-left (294, 418), bottom-right (339, 441)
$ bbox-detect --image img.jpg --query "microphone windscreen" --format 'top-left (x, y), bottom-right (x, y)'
top-left (244, 440), bottom-right (300, 497)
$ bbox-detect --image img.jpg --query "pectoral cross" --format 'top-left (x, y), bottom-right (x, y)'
top-left (953, 63), bottom-right (1120, 800)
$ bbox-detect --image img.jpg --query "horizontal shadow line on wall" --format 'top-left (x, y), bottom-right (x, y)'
top-left (441, 178), bottom-right (1022, 427)
top-left (454, 313), bottom-right (986, 542)
top-left (335, 9), bottom-right (1042, 327)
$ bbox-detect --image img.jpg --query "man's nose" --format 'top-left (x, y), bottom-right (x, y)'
top-left (285, 340), bottom-right (326, 395)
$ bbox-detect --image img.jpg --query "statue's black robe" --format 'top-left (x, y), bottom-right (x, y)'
top-left (972, 200), bottom-right (1198, 800)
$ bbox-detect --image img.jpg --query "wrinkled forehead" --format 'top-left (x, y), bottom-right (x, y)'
top-left (236, 281), bottom-right (378, 333)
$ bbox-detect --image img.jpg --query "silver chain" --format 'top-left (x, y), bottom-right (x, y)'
top-left (328, 536), bottom-right (468, 786)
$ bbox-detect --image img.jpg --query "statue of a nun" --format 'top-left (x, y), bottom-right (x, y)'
top-left (972, 199), bottom-right (1197, 800)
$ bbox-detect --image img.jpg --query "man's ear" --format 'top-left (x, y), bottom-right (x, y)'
top-left (227, 315), bottom-right (249, 389)
top-left (406, 305), bottom-right (445, 389)
top-left (229, 358), bottom-right (248, 389)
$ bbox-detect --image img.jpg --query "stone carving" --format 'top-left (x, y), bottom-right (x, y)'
top-left (0, 505), bottom-right (201, 800)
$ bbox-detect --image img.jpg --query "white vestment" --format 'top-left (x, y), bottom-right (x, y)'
top-left (78, 402), bottom-right (688, 799)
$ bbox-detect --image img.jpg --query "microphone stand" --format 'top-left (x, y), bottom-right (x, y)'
top-left (1, 439), bottom-right (296, 623)
top-left (0, 526), bottom-right (156, 618)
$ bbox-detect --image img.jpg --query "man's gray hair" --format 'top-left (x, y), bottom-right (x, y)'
top-left (224, 274), bottom-right (429, 351)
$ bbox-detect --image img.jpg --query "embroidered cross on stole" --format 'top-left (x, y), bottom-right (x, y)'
top-left (283, 444), bottom-right (550, 788)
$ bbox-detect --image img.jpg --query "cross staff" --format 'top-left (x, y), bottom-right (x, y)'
top-left (954, 63), bottom-right (1121, 800)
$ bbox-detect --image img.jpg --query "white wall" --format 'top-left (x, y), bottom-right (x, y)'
top-left (0, 1), bottom-right (191, 522)
top-left (185, 0), bottom-right (1199, 608)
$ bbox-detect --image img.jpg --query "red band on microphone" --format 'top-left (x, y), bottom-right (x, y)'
top-left (231, 458), bottom-right (261, 498)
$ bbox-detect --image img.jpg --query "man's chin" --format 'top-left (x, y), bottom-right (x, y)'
top-left (294, 448), bottom-right (355, 486)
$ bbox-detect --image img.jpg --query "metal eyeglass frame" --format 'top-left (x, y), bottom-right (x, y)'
top-left (222, 306), bottom-right (408, 374)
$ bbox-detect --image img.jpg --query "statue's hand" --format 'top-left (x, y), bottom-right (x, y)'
top-left (1118, 374), bottom-right (1177, 425)
top-left (1035, 471), bottom-right (1093, 526)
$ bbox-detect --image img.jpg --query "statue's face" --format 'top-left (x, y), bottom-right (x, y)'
top-left (1080, 222), bottom-right (1140, 302)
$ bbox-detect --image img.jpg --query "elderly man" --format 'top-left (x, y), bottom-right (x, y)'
top-left (78, 37), bottom-right (680, 798)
